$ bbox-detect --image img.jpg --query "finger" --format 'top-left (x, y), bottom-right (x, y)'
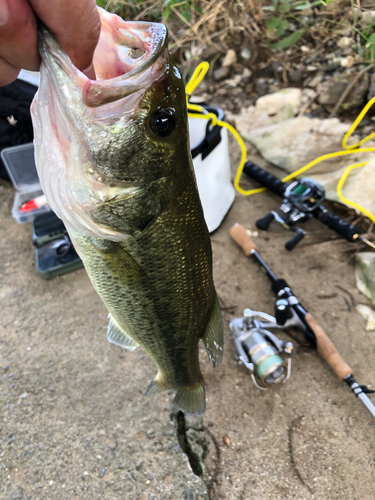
top-left (0, 54), bottom-right (20, 86)
top-left (0, 0), bottom-right (40, 71)
top-left (30, 0), bottom-right (101, 72)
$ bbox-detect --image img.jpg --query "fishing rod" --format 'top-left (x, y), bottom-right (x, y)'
top-left (229, 223), bottom-right (375, 419)
top-left (243, 161), bottom-right (375, 251)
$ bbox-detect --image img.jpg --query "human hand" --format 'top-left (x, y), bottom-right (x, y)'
top-left (0, 0), bottom-right (101, 86)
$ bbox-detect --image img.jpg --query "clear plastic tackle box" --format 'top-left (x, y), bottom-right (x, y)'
top-left (1, 142), bottom-right (51, 224)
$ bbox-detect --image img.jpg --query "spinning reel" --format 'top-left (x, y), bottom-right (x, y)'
top-left (230, 308), bottom-right (294, 391)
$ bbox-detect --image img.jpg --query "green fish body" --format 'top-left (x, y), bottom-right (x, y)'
top-left (32, 8), bottom-right (223, 414)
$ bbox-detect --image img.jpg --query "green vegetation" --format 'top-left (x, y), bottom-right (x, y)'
top-left (96, 0), bottom-right (375, 62)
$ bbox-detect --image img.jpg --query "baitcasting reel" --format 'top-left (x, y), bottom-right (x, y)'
top-left (256, 178), bottom-right (325, 250)
top-left (229, 308), bottom-right (294, 391)
top-left (243, 162), bottom-right (375, 251)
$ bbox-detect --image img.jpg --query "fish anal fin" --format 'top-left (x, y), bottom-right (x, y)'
top-left (174, 379), bottom-right (206, 416)
top-left (107, 314), bottom-right (139, 351)
top-left (202, 294), bottom-right (224, 368)
top-left (146, 374), bottom-right (170, 397)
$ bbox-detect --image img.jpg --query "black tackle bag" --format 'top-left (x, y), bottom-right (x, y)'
top-left (0, 79), bottom-right (38, 181)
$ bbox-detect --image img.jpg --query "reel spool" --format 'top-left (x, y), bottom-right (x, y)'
top-left (230, 309), bottom-right (293, 391)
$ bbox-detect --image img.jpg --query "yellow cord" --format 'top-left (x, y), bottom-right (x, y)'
top-left (185, 63), bottom-right (375, 221)
top-left (337, 162), bottom-right (375, 224)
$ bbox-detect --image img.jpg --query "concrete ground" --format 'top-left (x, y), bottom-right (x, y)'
top-left (1, 147), bottom-right (375, 499)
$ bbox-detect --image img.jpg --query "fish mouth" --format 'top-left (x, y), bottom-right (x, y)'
top-left (39, 7), bottom-right (168, 107)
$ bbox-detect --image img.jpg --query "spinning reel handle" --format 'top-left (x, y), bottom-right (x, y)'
top-left (243, 162), bottom-right (287, 198)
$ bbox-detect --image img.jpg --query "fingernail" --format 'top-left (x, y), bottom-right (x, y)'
top-left (0, 0), bottom-right (9, 26)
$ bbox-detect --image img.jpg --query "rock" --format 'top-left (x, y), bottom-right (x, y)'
top-left (222, 49), bottom-right (237, 67)
top-left (305, 74), bottom-right (324, 88)
top-left (241, 67), bottom-right (252, 85)
top-left (306, 65), bottom-right (318, 72)
top-left (255, 78), bottom-right (269, 96)
top-left (223, 435), bottom-right (231, 447)
top-left (135, 459), bottom-right (144, 471)
top-left (233, 63), bottom-right (244, 74)
top-left (185, 486), bottom-right (194, 500)
top-left (213, 67), bottom-right (230, 81)
top-left (356, 304), bottom-right (375, 331)
top-left (340, 56), bottom-right (354, 68)
top-left (356, 253), bottom-right (375, 305)
top-left (201, 45), bottom-right (221, 60)
top-left (240, 48), bottom-right (251, 60)
top-left (353, 7), bottom-right (362, 19)
top-left (337, 37), bottom-right (354, 50)
top-left (239, 114), bottom-right (375, 208)
top-left (289, 70), bottom-right (303, 83)
top-left (318, 73), bottom-right (369, 111)
top-left (342, 47), bottom-right (354, 56)
top-left (326, 59), bottom-right (341, 72)
top-left (245, 83), bottom-right (253, 94)
top-left (146, 429), bottom-right (155, 438)
top-left (361, 11), bottom-right (375, 25)
top-left (255, 88), bottom-right (302, 116)
top-left (223, 74), bottom-right (242, 88)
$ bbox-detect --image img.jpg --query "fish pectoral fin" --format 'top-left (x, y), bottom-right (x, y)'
top-left (201, 294), bottom-right (224, 368)
top-left (107, 314), bottom-right (139, 351)
top-left (145, 374), bottom-right (170, 396)
top-left (174, 379), bottom-right (206, 415)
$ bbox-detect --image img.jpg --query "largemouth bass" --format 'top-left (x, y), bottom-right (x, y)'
top-left (31, 9), bottom-right (223, 414)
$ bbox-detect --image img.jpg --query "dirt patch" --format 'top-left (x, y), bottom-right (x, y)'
top-left (0, 143), bottom-right (375, 499)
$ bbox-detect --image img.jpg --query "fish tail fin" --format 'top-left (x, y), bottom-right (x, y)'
top-left (145, 373), bottom-right (170, 397)
top-left (174, 379), bottom-right (206, 415)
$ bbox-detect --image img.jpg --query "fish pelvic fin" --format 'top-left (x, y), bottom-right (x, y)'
top-left (145, 374), bottom-right (170, 397)
top-left (174, 379), bottom-right (206, 416)
top-left (202, 294), bottom-right (224, 368)
top-left (107, 314), bottom-right (139, 351)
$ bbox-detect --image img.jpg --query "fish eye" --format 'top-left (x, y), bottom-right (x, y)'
top-left (149, 109), bottom-right (176, 138)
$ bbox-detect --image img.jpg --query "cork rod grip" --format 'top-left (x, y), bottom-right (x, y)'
top-left (305, 313), bottom-right (352, 380)
top-left (230, 224), bottom-right (258, 255)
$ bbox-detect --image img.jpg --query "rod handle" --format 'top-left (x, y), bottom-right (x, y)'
top-left (305, 312), bottom-right (352, 380)
top-left (230, 224), bottom-right (258, 255)
top-left (318, 209), bottom-right (358, 242)
top-left (243, 162), bottom-right (287, 198)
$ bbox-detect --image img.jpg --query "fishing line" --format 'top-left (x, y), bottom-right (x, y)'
top-left (186, 64), bottom-right (375, 223)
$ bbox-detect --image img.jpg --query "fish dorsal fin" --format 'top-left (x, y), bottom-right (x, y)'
top-left (107, 314), bottom-right (139, 351)
top-left (201, 294), bottom-right (224, 368)
top-left (174, 379), bottom-right (206, 415)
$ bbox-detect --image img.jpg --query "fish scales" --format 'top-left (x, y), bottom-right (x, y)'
top-left (32, 8), bottom-right (223, 414)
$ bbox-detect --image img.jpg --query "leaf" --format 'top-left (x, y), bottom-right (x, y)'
top-left (363, 18), bottom-right (375, 41)
top-left (262, 5), bottom-right (276, 10)
top-left (96, 0), bottom-right (106, 6)
top-left (271, 28), bottom-right (306, 50)
top-left (164, 5), bottom-right (171, 19)
top-left (194, 5), bottom-right (203, 15)
top-left (294, 4), bottom-right (313, 10)
top-left (279, 1), bottom-right (291, 14)
top-left (267, 17), bottom-right (283, 37)
top-left (364, 33), bottom-right (375, 62)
